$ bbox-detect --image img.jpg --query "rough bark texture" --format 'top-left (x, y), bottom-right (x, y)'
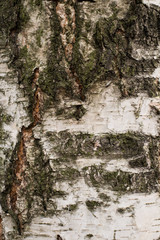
top-left (0, 0), bottom-right (160, 239)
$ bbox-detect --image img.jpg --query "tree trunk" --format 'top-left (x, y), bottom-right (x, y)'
top-left (0, 0), bottom-right (160, 239)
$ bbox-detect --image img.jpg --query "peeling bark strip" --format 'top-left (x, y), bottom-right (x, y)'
top-left (0, 215), bottom-right (4, 240)
top-left (56, 0), bottom-right (85, 100)
top-left (8, 68), bottom-right (43, 234)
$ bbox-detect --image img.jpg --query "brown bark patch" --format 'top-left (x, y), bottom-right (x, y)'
top-left (8, 68), bottom-right (43, 234)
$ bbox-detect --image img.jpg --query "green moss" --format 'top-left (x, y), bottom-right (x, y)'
top-left (83, 163), bottom-right (157, 193)
top-left (86, 234), bottom-right (94, 239)
top-left (118, 133), bottom-right (142, 155)
top-left (117, 206), bottom-right (133, 214)
top-left (52, 190), bottom-right (67, 197)
top-left (39, 2), bottom-right (69, 100)
top-left (148, 138), bottom-right (159, 173)
top-left (129, 156), bottom-right (147, 168)
top-left (72, 6), bottom-right (109, 93)
top-left (24, 139), bottom-right (56, 214)
top-left (35, 28), bottom-right (43, 48)
top-left (0, 135), bottom-right (24, 234)
top-left (18, 4), bottom-right (30, 30)
top-left (0, 109), bottom-right (12, 125)
top-left (92, 2), bottom-right (160, 97)
top-left (0, 0), bottom-right (30, 34)
top-left (29, 0), bottom-right (43, 8)
top-left (0, 1), bottom-right (34, 120)
top-left (57, 167), bottom-right (80, 181)
top-left (56, 108), bottom-right (65, 116)
top-left (85, 21), bottom-right (92, 32)
top-left (16, 46), bottom-right (36, 85)
top-left (31, 0), bottom-right (160, 105)
top-left (73, 105), bottom-right (87, 120)
top-left (0, 108), bottom-right (12, 143)
top-left (12, 45), bottom-right (36, 119)
top-left (117, 208), bottom-right (125, 214)
top-left (103, 170), bottom-right (132, 192)
top-left (55, 105), bottom-right (86, 120)
top-left (98, 193), bottom-right (111, 202)
top-left (48, 131), bottom-right (145, 160)
top-left (122, 65), bottom-right (137, 78)
top-left (144, 77), bottom-right (159, 97)
top-left (82, 165), bottom-right (103, 187)
top-left (86, 200), bottom-right (102, 211)
top-left (64, 203), bottom-right (78, 212)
